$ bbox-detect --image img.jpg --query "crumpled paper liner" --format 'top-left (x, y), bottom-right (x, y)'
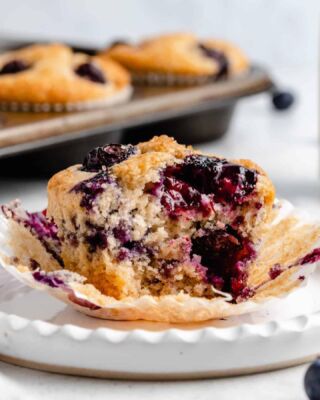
top-left (0, 200), bottom-right (319, 323)
top-left (0, 86), bottom-right (132, 113)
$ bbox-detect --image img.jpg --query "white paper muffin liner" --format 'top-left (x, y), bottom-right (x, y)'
top-left (0, 200), bottom-right (319, 323)
top-left (0, 85), bottom-right (133, 113)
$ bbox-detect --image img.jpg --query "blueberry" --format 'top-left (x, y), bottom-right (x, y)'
top-left (191, 226), bottom-right (255, 298)
top-left (113, 222), bottom-right (131, 244)
top-left (304, 358), bottom-right (320, 400)
top-left (150, 155), bottom-right (257, 217)
top-left (75, 62), bottom-right (106, 84)
top-left (82, 144), bottom-right (137, 172)
top-left (198, 43), bottom-right (229, 79)
top-left (272, 90), bottom-right (295, 111)
top-left (0, 59), bottom-right (29, 75)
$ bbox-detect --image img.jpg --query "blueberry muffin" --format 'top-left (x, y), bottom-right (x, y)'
top-left (2, 136), bottom-right (320, 322)
top-left (43, 135), bottom-right (274, 300)
top-left (0, 43), bottom-right (132, 111)
top-left (104, 33), bottom-right (249, 85)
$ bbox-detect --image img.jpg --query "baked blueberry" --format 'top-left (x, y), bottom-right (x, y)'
top-left (0, 59), bottom-right (29, 75)
top-left (75, 62), bottom-right (106, 84)
top-left (82, 144), bottom-right (137, 172)
top-left (198, 43), bottom-right (229, 78)
top-left (72, 172), bottom-right (113, 210)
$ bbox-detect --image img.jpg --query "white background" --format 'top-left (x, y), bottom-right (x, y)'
top-left (0, 0), bottom-right (317, 69)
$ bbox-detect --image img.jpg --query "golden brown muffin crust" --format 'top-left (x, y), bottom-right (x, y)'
top-left (0, 43), bottom-right (131, 104)
top-left (104, 32), bottom-right (249, 77)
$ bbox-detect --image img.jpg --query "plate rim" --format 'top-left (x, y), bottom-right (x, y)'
top-left (0, 295), bottom-right (319, 344)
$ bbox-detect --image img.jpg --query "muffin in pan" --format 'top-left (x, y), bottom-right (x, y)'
top-left (104, 33), bottom-right (249, 85)
top-left (1, 136), bottom-right (320, 323)
top-left (0, 43), bottom-right (132, 111)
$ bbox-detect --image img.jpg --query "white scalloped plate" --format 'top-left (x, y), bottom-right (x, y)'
top-left (1, 266), bottom-right (320, 379)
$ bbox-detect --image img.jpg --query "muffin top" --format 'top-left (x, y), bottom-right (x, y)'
top-left (0, 43), bottom-right (131, 105)
top-left (104, 33), bottom-right (249, 78)
top-left (49, 135), bottom-right (274, 206)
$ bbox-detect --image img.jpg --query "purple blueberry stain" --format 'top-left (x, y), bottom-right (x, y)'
top-left (191, 225), bottom-right (255, 299)
top-left (33, 270), bottom-right (65, 289)
top-left (117, 240), bottom-right (152, 261)
top-left (113, 222), bottom-right (131, 244)
top-left (84, 221), bottom-right (108, 252)
top-left (29, 259), bottom-right (40, 271)
top-left (32, 268), bottom-right (101, 310)
top-left (123, 240), bottom-right (146, 253)
top-left (252, 249), bottom-right (320, 299)
top-left (211, 275), bottom-right (225, 291)
top-left (25, 210), bottom-right (59, 242)
top-left (269, 263), bottom-right (283, 280)
top-left (0, 59), bottom-right (30, 75)
top-left (299, 248), bottom-right (320, 266)
top-left (75, 62), bottom-right (106, 84)
top-left (24, 211), bottom-right (63, 266)
top-left (192, 255), bottom-right (209, 281)
top-left (72, 172), bottom-right (113, 211)
top-left (239, 286), bottom-right (256, 300)
top-left (1, 204), bottom-right (63, 266)
top-left (68, 293), bottom-right (101, 310)
top-left (117, 247), bottom-right (130, 261)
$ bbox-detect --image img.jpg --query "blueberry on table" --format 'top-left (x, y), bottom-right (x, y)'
top-left (272, 90), bottom-right (295, 111)
top-left (304, 358), bottom-right (320, 400)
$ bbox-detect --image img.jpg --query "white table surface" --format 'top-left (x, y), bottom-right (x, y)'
top-left (0, 67), bottom-right (317, 399)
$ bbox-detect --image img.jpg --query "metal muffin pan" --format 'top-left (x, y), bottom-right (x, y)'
top-left (0, 39), bottom-right (273, 176)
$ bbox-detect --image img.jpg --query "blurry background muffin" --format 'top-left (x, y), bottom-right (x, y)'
top-left (103, 33), bottom-right (248, 85)
top-left (0, 43), bottom-right (132, 111)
